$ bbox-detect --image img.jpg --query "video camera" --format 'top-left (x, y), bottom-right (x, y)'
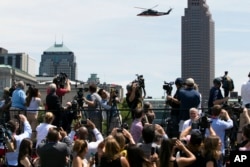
top-left (130, 74), bottom-right (146, 99)
top-left (191, 115), bottom-right (212, 132)
top-left (132, 74), bottom-right (145, 89)
top-left (75, 87), bottom-right (89, 107)
top-left (56, 72), bottom-right (68, 88)
top-left (110, 88), bottom-right (119, 99)
top-left (163, 81), bottom-right (174, 95)
top-left (0, 124), bottom-right (13, 143)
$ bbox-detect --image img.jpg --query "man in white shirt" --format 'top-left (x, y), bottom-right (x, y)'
top-left (241, 72), bottom-right (250, 108)
top-left (181, 108), bottom-right (200, 132)
top-left (69, 119), bottom-right (104, 160)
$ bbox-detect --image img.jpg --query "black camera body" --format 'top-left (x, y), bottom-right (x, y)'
top-left (163, 81), bottom-right (174, 95)
top-left (110, 88), bottom-right (119, 99)
top-left (133, 74), bottom-right (145, 89)
top-left (56, 72), bottom-right (68, 88)
top-left (76, 88), bottom-right (84, 107)
top-left (191, 116), bottom-right (212, 132)
top-left (0, 124), bottom-right (13, 143)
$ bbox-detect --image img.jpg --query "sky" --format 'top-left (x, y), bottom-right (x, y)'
top-left (0, 0), bottom-right (250, 99)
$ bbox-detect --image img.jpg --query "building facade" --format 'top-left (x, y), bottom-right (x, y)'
top-left (0, 48), bottom-right (36, 76)
top-left (181, 0), bottom-right (215, 105)
top-left (39, 43), bottom-right (77, 80)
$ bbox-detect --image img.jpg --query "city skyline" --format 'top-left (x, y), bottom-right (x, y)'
top-left (0, 0), bottom-right (250, 98)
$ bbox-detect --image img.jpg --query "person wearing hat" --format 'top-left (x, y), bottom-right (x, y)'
top-left (166, 77), bottom-right (184, 138)
top-left (208, 77), bottom-right (229, 114)
top-left (9, 80), bottom-right (27, 121)
top-left (178, 78), bottom-right (200, 133)
top-left (241, 72), bottom-right (250, 108)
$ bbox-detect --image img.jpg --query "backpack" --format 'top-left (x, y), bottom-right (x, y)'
top-left (222, 76), bottom-right (234, 91)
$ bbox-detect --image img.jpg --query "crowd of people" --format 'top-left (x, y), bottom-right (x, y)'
top-left (0, 71), bottom-right (250, 167)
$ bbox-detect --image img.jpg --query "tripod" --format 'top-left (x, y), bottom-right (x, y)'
top-left (106, 99), bottom-right (122, 136)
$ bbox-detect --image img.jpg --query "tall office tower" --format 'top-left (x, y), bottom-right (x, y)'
top-left (39, 43), bottom-right (77, 80)
top-left (0, 47), bottom-right (36, 76)
top-left (182, 0), bottom-right (215, 105)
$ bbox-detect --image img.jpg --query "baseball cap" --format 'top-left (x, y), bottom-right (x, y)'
top-left (185, 78), bottom-right (195, 86)
top-left (175, 78), bottom-right (183, 85)
top-left (213, 77), bottom-right (222, 85)
top-left (190, 129), bottom-right (203, 145)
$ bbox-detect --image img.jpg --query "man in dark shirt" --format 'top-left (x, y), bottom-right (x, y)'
top-left (46, 83), bottom-right (63, 127)
top-left (178, 78), bottom-right (200, 132)
top-left (37, 128), bottom-right (70, 167)
top-left (208, 78), bottom-right (229, 114)
top-left (166, 77), bottom-right (184, 138)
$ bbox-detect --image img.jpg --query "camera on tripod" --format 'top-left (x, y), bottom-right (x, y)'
top-left (163, 81), bottom-right (174, 95)
top-left (56, 72), bottom-right (68, 88)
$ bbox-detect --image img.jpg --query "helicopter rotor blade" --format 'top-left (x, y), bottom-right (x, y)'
top-left (134, 6), bottom-right (148, 10)
top-left (150, 4), bottom-right (158, 9)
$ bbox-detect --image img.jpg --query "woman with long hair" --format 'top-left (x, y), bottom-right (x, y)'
top-left (100, 135), bottom-right (130, 167)
top-left (18, 138), bottom-right (34, 167)
top-left (72, 139), bottom-right (94, 167)
top-left (202, 135), bottom-right (222, 167)
top-left (126, 144), bottom-right (155, 167)
top-left (25, 87), bottom-right (43, 141)
top-left (159, 138), bottom-right (196, 167)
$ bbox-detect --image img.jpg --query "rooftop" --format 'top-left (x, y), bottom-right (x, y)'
top-left (45, 43), bottom-right (72, 52)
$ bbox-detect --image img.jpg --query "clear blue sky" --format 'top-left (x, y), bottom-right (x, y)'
top-left (0, 0), bottom-right (250, 98)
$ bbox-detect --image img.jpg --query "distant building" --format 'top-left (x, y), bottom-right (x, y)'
top-left (0, 65), bottom-right (37, 92)
top-left (181, 0), bottom-right (215, 105)
top-left (39, 43), bottom-right (77, 80)
top-left (0, 48), bottom-right (36, 76)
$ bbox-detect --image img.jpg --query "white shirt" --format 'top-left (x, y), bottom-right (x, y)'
top-left (182, 119), bottom-right (193, 132)
top-left (36, 123), bottom-right (56, 148)
top-left (241, 80), bottom-right (250, 106)
top-left (5, 121), bottom-right (32, 166)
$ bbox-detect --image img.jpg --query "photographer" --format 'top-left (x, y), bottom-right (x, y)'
top-left (178, 78), bottom-right (200, 134)
top-left (72, 119), bottom-right (104, 160)
top-left (207, 105), bottom-right (233, 154)
top-left (166, 78), bottom-right (183, 138)
top-left (83, 84), bottom-right (110, 132)
top-left (126, 75), bottom-right (146, 119)
top-left (98, 88), bottom-right (122, 134)
top-left (52, 73), bottom-right (71, 97)
top-left (5, 114), bottom-right (32, 167)
top-left (46, 83), bottom-right (64, 127)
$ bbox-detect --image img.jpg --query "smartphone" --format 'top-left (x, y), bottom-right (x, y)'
top-left (81, 120), bottom-right (87, 125)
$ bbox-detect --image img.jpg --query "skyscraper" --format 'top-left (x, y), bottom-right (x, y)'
top-left (0, 47), bottom-right (36, 76)
top-left (39, 43), bottom-right (77, 80)
top-left (181, 0), bottom-right (215, 105)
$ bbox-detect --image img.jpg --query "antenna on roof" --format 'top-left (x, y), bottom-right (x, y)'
top-left (54, 34), bottom-right (57, 45)
top-left (61, 34), bottom-right (64, 45)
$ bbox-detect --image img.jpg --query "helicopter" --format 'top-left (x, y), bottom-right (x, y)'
top-left (135, 5), bottom-right (172, 16)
